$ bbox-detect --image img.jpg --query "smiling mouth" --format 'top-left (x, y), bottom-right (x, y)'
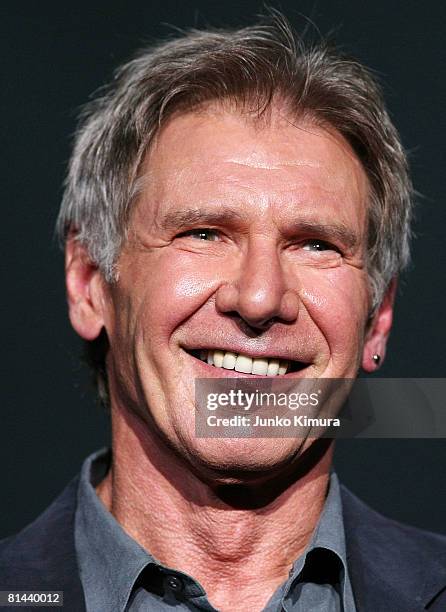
top-left (186, 349), bottom-right (308, 376)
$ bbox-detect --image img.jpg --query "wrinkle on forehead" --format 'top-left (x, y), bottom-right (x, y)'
top-left (225, 154), bottom-right (321, 171)
top-left (222, 119), bottom-right (359, 172)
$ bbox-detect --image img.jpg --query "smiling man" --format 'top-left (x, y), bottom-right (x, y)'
top-left (1, 12), bottom-right (445, 612)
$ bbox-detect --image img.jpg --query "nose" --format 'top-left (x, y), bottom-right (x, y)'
top-left (215, 238), bottom-right (300, 330)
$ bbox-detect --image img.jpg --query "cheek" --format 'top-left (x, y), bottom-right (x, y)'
top-left (118, 250), bottom-right (221, 341)
top-left (300, 267), bottom-right (369, 354)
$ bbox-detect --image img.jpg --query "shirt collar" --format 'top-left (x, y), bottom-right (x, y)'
top-left (311, 471), bottom-right (348, 561)
top-left (282, 471), bottom-right (354, 610)
top-left (75, 448), bottom-right (154, 612)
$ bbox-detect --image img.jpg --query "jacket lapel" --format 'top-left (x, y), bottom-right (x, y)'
top-left (0, 476), bottom-right (86, 612)
top-left (341, 485), bottom-right (446, 611)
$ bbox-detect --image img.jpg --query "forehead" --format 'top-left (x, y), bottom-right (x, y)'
top-left (136, 106), bottom-right (368, 230)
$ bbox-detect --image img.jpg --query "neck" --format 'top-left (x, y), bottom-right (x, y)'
top-left (97, 404), bottom-right (334, 611)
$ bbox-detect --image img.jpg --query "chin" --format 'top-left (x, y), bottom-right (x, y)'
top-left (178, 435), bottom-right (307, 482)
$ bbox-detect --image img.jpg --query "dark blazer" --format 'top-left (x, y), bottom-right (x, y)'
top-left (0, 476), bottom-right (445, 611)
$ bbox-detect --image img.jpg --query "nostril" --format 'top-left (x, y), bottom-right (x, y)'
top-left (226, 313), bottom-right (276, 337)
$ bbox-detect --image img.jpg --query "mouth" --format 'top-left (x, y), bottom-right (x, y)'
top-left (185, 348), bottom-right (309, 377)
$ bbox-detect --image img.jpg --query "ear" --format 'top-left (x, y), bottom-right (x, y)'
top-left (362, 278), bottom-right (398, 372)
top-left (65, 237), bottom-right (108, 341)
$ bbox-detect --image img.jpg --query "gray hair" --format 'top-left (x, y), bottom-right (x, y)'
top-left (57, 12), bottom-right (413, 402)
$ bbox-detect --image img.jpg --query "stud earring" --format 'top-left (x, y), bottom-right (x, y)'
top-left (372, 354), bottom-right (381, 365)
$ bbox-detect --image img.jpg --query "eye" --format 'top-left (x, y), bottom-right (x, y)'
top-left (302, 239), bottom-right (340, 253)
top-left (177, 228), bottom-right (220, 241)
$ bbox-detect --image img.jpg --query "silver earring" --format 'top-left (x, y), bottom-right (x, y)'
top-left (372, 354), bottom-right (381, 365)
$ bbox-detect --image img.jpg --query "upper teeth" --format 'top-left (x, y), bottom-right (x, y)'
top-left (199, 349), bottom-right (289, 376)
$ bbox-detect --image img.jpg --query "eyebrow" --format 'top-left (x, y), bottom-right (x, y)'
top-left (284, 220), bottom-right (359, 249)
top-left (157, 207), bottom-right (247, 231)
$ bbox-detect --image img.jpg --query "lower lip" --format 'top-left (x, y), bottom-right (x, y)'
top-left (184, 351), bottom-right (311, 379)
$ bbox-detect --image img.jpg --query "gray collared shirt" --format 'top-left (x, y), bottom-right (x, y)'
top-left (75, 448), bottom-right (357, 611)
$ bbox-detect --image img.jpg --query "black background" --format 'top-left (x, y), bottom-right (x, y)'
top-left (1, 1), bottom-right (445, 539)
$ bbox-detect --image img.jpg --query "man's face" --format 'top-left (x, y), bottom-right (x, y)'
top-left (96, 108), bottom-right (372, 478)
